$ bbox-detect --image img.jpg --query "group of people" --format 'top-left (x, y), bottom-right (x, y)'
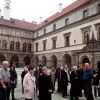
top-left (22, 66), bottom-right (54, 100)
top-left (0, 61), bottom-right (100, 100)
top-left (53, 63), bottom-right (100, 100)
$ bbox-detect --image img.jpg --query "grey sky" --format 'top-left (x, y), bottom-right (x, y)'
top-left (0, 0), bottom-right (76, 23)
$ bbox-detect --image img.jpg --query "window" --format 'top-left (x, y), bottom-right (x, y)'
top-left (65, 18), bottom-right (69, 26)
top-left (35, 42), bottom-right (38, 52)
top-left (83, 9), bottom-right (88, 18)
top-left (97, 27), bottom-right (100, 40)
top-left (83, 31), bottom-right (89, 43)
top-left (52, 37), bottom-right (57, 49)
top-left (53, 24), bottom-right (56, 31)
top-left (98, 4), bottom-right (100, 13)
top-left (65, 36), bottom-right (69, 47)
top-left (22, 43), bottom-right (27, 52)
top-left (43, 40), bottom-right (46, 51)
top-left (2, 40), bottom-right (7, 50)
top-left (81, 26), bottom-right (91, 43)
top-left (28, 43), bottom-right (32, 52)
top-left (64, 33), bottom-right (70, 47)
top-left (44, 29), bottom-right (46, 34)
top-left (10, 41), bottom-right (15, 50)
top-left (16, 42), bottom-right (20, 51)
top-left (36, 32), bottom-right (39, 38)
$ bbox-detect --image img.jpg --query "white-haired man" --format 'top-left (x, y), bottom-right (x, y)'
top-left (0, 61), bottom-right (10, 100)
top-left (70, 66), bottom-right (80, 100)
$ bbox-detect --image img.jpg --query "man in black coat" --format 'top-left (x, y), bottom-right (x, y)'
top-left (62, 65), bottom-right (70, 97)
top-left (70, 66), bottom-right (80, 100)
top-left (38, 67), bottom-right (53, 100)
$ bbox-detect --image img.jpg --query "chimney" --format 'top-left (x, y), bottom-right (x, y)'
top-left (59, 3), bottom-right (63, 13)
top-left (22, 19), bottom-right (25, 21)
top-left (40, 17), bottom-right (42, 23)
top-left (32, 21), bottom-right (37, 24)
top-left (0, 9), bottom-right (2, 18)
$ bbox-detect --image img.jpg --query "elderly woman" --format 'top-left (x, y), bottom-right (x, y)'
top-left (23, 66), bottom-right (36, 100)
top-left (38, 67), bottom-right (53, 100)
top-left (70, 66), bottom-right (80, 100)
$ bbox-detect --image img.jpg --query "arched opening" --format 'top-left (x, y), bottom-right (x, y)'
top-left (41, 56), bottom-right (46, 66)
top-left (34, 56), bottom-right (39, 66)
top-left (62, 54), bottom-right (71, 67)
top-left (16, 42), bottom-right (20, 51)
top-left (28, 43), bottom-right (32, 52)
top-left (2, 40), bottom-right (7, 50)
top-left (0, 55), bottom-right (6, 65)
top-left (10, 41), bottom-right (15, 50)
top-left (24, 56), bottom-right (31, 65)
top-left (22, 43), bottom-right (27, 52)
top-left (97, 61), bottom-right (100, 73)
top-left (10, 55), bottom-right (19, 67)
top-left (51, 55), bottom-right (57, 68)
top-left (82, 57), bottom-right (90, 66)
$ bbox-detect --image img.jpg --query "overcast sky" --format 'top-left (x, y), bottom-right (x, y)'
top-left (0, 0), bottom-right (76, 23)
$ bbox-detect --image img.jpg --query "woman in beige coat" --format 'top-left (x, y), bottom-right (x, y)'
top-left (23, 66), bottom-right (36, 100)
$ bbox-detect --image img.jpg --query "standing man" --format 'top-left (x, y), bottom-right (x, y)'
top-left (62, 65), bottom-right (70, 97)
top-left (83, 63), bottom-right (94, 100)
top-left (0, 61), bottom-right (11, 100)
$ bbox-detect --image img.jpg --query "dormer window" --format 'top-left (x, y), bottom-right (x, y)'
top-left (44, 28), bottom-right (46, 34)
top-left (65, 18), bottom-right (69, 26)
top-left (98, 4), bottom-right (100, 13)
top-left (83, 9), bottom-right (89, 18)
top-left (53, 24), bottom-right (56, 31)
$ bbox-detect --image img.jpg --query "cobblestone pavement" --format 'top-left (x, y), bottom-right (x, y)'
top-left (11, 68), bottom-right (100, 100)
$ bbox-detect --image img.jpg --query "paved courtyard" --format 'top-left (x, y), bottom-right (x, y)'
top-left (12, 68), bottom-right (100, 100)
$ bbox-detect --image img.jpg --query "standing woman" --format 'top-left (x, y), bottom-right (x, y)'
top-left (38, 67), bottom-right (54, 100)
top-left (23, 66), bottom-right (36, 100)
top-left (9, 66), bottom-right (17, 100)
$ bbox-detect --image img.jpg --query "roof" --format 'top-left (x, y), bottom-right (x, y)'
top-left (35, 0), bottom-right (90, 30)
top-left (0, 17), bottom-right (37, 31)
top-left (0, 0), bottom-right (90, 31)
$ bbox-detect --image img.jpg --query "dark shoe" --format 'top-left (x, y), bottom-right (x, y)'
top-left (12, 98), bottom-right (17, 100)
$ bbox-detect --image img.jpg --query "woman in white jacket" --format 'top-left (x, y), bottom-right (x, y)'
top-left (23, 66), bottom-right (36, 100)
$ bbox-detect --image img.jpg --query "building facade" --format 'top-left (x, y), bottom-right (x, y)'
top-left (0, 0), bottom-right (100, 68)
top-left (33, 0), bottom-right (100, 69)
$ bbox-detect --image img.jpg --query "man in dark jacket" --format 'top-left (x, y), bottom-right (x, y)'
top-left (83, 63), bottom-right (94, 100)
top-left (70, 66), bottom-right (80, 100)
top-left (62, 65), bottom-right (70, 97)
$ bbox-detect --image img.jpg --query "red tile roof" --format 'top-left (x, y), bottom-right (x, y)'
top-left (0, 17), bottom-right (37, 31)
top-left (0, 0), bottom-right (90, 31)
top-left (35, 0), bottom-right (90, 30)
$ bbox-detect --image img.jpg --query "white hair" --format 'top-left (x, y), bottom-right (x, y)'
top-left (85, 63), bottom-right (89, 66)
top-left (3, 61), bottom-right (9, 65)
top-left (42, 67), bottom-right (48, 72)
top-left (73, 66), bottom-right (77, 70)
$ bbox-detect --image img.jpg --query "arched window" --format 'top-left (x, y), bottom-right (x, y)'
top-left (10, 41), bottom-right (14, 50)
top-left (2, 40), bottom-right (7, 50)
top-left (22, 43), bottom-right (27, 52)
top-left (16, 42), bottom-right (20, 51)
top-left (28, 43), bottom-right (32, 52)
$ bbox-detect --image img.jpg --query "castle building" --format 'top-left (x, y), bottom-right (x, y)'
top-left (0, 0), bottom-right (100, 68)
